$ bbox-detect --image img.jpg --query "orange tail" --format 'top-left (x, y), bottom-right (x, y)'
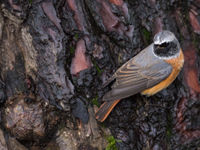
top-left (95, 99), bottom-right (121, 122)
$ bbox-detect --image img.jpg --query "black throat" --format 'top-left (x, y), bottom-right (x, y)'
top-left (153, 42), bottom-right (179, 57)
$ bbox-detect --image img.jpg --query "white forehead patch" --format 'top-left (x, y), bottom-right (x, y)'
top-left (153, 30), bottom-right (176, 45)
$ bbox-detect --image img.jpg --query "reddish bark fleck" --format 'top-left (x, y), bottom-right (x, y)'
top-left (176, 97), bottom-right (200, 140)
top-left (183, 45), bottom-right (200, 93)
top-left (41, 1), bottom-right (62, 31)
top-left (25, 78), bottom-right (31, 89)
top-left (70, 39), bottom-right (91, 75)
top-left (47, 28), bottom-right (57, 41)
top-left (98, 0), bottom-right (133, 38)
top-left (195, 0), bottom-right (200, 7)
top-left (189, 10), bottom-right (200, 34)
top-left (125, 25), bottom-right (134, 38)
top-left (109, 0), bottom-right (123, 6)
top-left (110, 1), bottom-right (129, 20)
top-left (174, 7), bottom-right (200, 141)
top-left (175, 43), bottom-right (200, 141)
top-left (149, 0), bottom-right (156, 6)
top-left (121, 3), bottom-right (129, 19)
top-left (98, 0), bottom-right (119, 32)
top-left (8, 0), bottom-right (21, 11)
top-left (67, 0), bottom-right (76, 11)
top-left (66, 0), bottom-right (84, 31)
top-left (153, 17), bottom-right (163, 35)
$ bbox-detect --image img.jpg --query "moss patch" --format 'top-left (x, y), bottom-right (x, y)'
top-left (106, 136), bottom-right (121, 150)
top-left (142, 28), bottom-right (151, 44)
top-left (91, 96), bottom-right (100, 107)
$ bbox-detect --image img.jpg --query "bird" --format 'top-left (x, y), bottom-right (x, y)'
top-left (95, 30), bottom-right (184, 122)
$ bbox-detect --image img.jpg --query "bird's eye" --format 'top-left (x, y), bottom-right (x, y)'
top-left (153, 41), bottom-right (178, 57)
top-left (154, 42), bottom-right (169, 50)
top-left (160, 42), bottom-right (169, 48)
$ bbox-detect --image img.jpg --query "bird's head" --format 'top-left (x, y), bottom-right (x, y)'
top-left (153, 30), bottom-right (180, 59)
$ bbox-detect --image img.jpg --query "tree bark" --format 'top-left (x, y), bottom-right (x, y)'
top-left (0, 0), bottom-right (200, 149)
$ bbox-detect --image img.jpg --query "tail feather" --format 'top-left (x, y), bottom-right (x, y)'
top-left (95, 100), bottom-right (121, 122)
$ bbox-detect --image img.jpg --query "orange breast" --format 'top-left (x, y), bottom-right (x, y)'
top-left (141, 49), bottom-right (184, 96)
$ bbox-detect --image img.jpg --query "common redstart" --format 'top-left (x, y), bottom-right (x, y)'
top-left (95, 30), bottom-right (184, 122)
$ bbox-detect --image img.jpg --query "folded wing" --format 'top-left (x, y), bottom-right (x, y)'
top-left (103, 59), bottom-right (172, 101)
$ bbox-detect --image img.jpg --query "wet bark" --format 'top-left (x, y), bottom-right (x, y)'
top-left (0, 0), bottom-right (200, 149)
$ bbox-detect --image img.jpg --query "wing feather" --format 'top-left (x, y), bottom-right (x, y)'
top-left (103, 59), bottom-right (172, 101)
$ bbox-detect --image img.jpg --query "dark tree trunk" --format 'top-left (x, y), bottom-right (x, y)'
top-left (0, 0), bottom-right (200, 149)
